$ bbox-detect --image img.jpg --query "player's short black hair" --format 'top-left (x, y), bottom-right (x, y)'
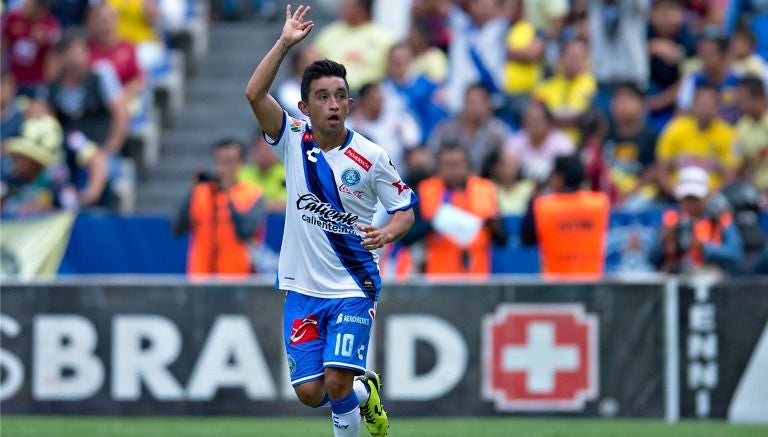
top-left (212, 138), bottom-right (246, 161)
top-left (300, 59), bottom-right (349, 102)
top-left (738, 75), bottom-right (766, 98)
top-left (553, 154), bottom-right (585, 191)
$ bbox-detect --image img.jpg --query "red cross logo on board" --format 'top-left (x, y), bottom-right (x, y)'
top-left (482, 304), bottom-right (599, 411)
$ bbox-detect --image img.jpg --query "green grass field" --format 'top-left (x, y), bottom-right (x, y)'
top-left (1, 416), bottom-right (766, 437)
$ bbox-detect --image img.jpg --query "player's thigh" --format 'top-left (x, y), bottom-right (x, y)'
top-left (283, 291), bottom-right (326, 386)
top-left (323, 296), bottom-right (375, 374)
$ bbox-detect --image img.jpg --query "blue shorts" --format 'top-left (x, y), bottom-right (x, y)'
top-left (283, 291), bottom-right (376, 386)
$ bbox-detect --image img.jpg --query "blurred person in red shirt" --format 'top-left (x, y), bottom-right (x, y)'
top-left (86, 3), bottom-right (145, 101)
top-left (2, 0), bottom-right (61, 97)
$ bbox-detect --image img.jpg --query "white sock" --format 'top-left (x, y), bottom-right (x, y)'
top-left (353, 379), bottom-right (370, 405)
top-left (331, 407), bottom-right (361, 437)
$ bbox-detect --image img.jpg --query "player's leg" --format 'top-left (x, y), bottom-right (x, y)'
top-left (324, 367), bottom-right (361, 437)
top-left (283, 291), bottom-right (328, 407)
top-left (324, 297), bottom-right (389, 437)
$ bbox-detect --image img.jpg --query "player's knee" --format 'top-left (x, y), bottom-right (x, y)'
top-left (293, 382), bottom-right (326, 407)
top-left (323, 368), bottom-right (354, 399)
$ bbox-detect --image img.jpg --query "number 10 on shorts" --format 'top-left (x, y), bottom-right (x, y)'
top-left (335, 333), bottom-right (355, 357)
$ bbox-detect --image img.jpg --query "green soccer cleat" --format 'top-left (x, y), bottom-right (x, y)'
top-left (357, 370), bottom-right (389, 436)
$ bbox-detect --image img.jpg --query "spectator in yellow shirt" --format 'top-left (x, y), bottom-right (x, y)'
top-left (105, 0), bottom-right (164, 74)
top-left (238, 129), bottom-right (286, 211)
top-left (657, 84), bottom-right (739, 198)
top-left (312, 0), bottom-right (394, 92)
top-left (502, 0), bottom-right (545, 127)
top-left (534, 38), bottom-right (596, 142)
top-left (735, 76), bottom-right (768, 195)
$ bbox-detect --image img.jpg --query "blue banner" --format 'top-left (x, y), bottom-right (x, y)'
top-left (55, 210), bottom-right (766, 275)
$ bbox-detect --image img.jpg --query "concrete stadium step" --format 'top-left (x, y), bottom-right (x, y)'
top-left (146, 158), bottom-right (214, 180)
top-left (136, 3), bottom-right (320, 212)
top-left (185, 78), bottom-right (251, 100)
top-left (171, 107), bottom-right (257, 132)
top-left (136, 183), bottom-right (191, 213)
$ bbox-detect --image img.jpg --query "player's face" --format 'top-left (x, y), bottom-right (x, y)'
top-left (300, 76), bottom-right (351, 136)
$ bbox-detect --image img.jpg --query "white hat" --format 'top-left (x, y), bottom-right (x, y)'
top-left (675, 167), bottom-right (710, 200)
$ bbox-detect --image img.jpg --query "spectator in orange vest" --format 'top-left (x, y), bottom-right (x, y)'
top-left (521, 154), bottom-right (610, 278)
top-left (172, 139), bottom-right (265, 277)
top-left (404, 146), bottom-right (507, 276)
top-left (652, 166), bottom-right (743, 275)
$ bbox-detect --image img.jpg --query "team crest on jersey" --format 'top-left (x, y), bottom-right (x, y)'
top-left (287, 355), bottom-right (297, 375)
top-left (290, 118), bottom-right (303, 132)
top-left (341, 168), bottom-right (362, 187)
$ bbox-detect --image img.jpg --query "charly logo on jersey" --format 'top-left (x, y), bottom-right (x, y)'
top-left (296, 193), bottom-right (359, 235)
top-left (341, 168), bottom-right (361, 186)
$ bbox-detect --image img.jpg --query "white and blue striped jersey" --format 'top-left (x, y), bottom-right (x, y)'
top-left (266, 111), bottom-right (418, 300)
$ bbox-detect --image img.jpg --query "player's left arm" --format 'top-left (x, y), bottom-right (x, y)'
top-left (359, 150), bottom-right (418, 250)
top-left (357, 209), bottom-right (415, 251)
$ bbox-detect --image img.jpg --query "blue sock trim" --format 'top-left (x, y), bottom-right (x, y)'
top-left (330, 391), bottom-right (358, 415)
top-left (313, 393), bottom-right (330, 408)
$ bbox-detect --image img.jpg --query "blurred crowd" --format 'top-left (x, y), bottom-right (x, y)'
top-left (273, 0), bottom-right (768, 277)
top-left (1, 0), bottom-right (197, 215)
top-left (3, 0), bottom-right (768, 277)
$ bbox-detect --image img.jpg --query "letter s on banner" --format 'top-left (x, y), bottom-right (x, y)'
top-left (0, 314), bottom-right (24, 401)
top-left (385, 314), bottom-right (467, 400)
top-left (33, 315), bottom-right (105, 400)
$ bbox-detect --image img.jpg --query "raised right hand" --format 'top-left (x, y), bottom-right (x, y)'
top-left (280, 4), bottom-right (314, 48)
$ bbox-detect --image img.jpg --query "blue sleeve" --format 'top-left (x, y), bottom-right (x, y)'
top-left (703, 223), bottom-right (744, 265)
top-left (229, 196), bottom-right (266, 241)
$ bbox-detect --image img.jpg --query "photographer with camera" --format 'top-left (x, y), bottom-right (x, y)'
top-left (654, 166), bottom-right (743, 275)
top-left (172, 139), bottom-right (265, 277)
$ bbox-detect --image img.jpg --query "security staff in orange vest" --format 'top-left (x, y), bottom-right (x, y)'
top-left (653, 166), bottom-right (743, 274)
top-left (406, 145), bottom-right (507, 275)
top-left (173, 139), bottom-right (265, 277)
top-left (521, 155), bottom-right (610, 278)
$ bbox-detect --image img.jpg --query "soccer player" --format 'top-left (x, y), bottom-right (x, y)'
top-left (245, 5), bottom-right (417, 437)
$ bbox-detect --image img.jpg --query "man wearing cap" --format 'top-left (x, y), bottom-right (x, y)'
top-left (654, 166), bottom-right (743, 274)
top-left (1, 115), bottom-right (108, 216)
